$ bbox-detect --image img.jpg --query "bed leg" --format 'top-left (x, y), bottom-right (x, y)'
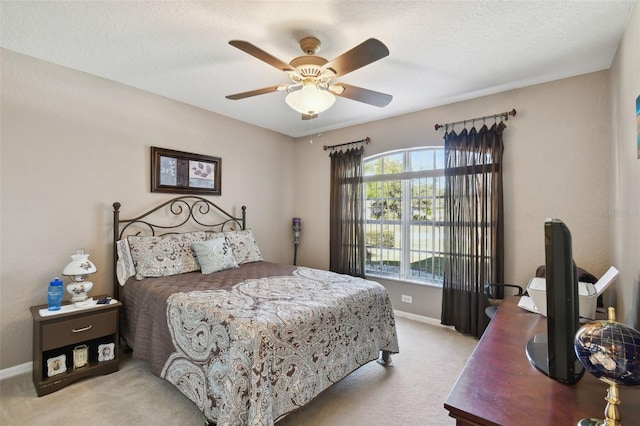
top-left (377, 350), bottom-right (393, 367)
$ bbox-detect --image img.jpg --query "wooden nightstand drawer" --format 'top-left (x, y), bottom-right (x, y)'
top-left (41, 310), bottom-right (117, 351)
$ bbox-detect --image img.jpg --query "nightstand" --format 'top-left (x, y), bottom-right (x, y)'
top-left (30, 295), bottom-right (121, 396)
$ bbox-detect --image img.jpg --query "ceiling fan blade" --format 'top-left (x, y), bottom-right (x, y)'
top-left (302, 113), bottom-right (318, 120)
top-left (229, 40), bottom-right (296, 72)
top-left (226, 85), bottom-right (283, 100)
top-left (330, 83), bottom-right (392, 107)
top-left (322, 38), bottom-right (389, 77)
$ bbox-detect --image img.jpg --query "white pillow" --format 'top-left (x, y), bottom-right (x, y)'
top-left (116, 239), bottom-right (136, 286)
top-left (127, 232), bottom-right (206, 279)
top-left (191, 237), bottom-right (239, 274)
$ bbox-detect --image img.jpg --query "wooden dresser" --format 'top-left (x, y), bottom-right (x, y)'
top-left (444, 296), bottom-right (640, 425)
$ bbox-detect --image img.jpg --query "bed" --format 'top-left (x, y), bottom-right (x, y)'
top-left (112, 196), bottom-right (399, 425)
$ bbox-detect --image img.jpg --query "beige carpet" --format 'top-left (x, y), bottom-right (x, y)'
top-left (0, 316), bottom-right (477, 426)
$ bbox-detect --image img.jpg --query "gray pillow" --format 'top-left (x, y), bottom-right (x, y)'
top-left (192, 236), bottom-right (239, 274)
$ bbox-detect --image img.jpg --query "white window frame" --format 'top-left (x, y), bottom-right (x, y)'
top-left (363, 147), bottom-right (445, 287)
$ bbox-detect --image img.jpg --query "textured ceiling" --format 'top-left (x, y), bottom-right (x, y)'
top-left (0, 1), bottom-right (635, 138)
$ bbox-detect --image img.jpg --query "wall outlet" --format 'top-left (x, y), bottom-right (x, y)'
top-left (401, 294), bottom-right (412, 303)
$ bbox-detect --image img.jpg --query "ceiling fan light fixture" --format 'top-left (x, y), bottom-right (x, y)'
top-left (285, 82), bottom-right (335, 115)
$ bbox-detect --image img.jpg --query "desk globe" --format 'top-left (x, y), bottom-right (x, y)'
top-left (574, 307), bottom-right (640, 426)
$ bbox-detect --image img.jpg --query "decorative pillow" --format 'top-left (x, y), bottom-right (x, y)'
top-left (222, 229), bottom-right (263, 265)
top-left (127, 231), bottom-right (206, 279)
top-left (204, 231), bottom-right (224, 240)
top-left (116, 239), bottom-right (136, 286)
top-left (191, 237), bottom-right (239, 274)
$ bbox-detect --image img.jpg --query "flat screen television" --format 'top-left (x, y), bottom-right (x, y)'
top-left (525, 218), bottom-right (584, 384)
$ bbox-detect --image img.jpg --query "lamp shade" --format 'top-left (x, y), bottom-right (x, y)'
top-left (62, 249), bottom-right (97, 277)
top-left (285, 83), bottom-right (335, 115)
top-left (62, 249), bottom-right (96, 303)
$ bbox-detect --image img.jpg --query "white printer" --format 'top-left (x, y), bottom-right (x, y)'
top-left (519, 266), bottom-right (619, 320)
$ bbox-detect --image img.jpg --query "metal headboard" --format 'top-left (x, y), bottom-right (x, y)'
top-left (112, 196), bottom-right (246, 300)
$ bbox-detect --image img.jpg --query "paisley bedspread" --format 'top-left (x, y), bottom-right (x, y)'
top-left (121, 262), bottom-right (399, 425)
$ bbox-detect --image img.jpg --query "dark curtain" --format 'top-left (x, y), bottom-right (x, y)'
top-left (441, 122), bottom-right (505, 337)
top-left (329, 147), bottom-right (365, 277)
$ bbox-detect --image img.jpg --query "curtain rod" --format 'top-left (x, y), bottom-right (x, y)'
top-left (323, 136), bottom-right (370, 151)
top-left (434, 109), bottom-right (517, 131)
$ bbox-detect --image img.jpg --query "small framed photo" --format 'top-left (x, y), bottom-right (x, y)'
top-left (73, 344), bottom-right (88, 369)
top-left (47, 354), bottom-right (66, 377)
top-left (98, 343), bottom-right (115, 362)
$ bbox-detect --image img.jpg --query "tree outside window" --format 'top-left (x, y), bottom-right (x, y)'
top-left (364, 148), bottom-right (445, 285)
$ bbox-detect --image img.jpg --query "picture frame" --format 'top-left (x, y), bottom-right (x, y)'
top-left (73, 344), bottom-right (88, 369)
top-left (47, 354), bottom-right (67, 377)
top-left (98, 343), bottom-right (115, 362)
top-left (151, 146), bottom-right (221, 195)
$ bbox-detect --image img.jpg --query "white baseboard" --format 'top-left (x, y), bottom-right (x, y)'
top-left (0, 361), bottom-right (32, 381)
top-left (394, 309), bottom-right (444, 327)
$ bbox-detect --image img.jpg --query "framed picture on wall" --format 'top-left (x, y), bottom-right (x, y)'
top-left (151, 147), bottom-right (221, 195)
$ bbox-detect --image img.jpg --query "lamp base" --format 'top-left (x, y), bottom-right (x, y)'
top-left (67, 281), bottom-right (93, 303)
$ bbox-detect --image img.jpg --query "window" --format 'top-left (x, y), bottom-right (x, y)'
top-left (364, 147), bottom-right (445, 286)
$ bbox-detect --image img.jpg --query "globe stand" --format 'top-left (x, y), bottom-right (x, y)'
top-left (577, 381), bottom-right (620, 426)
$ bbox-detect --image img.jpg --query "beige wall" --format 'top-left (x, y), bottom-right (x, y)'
top-left (609, 1), bottom-right (640, 328)
top-left (0, 49), bottom-right (295, 370)
top-left (293, 70), bottom-right (615, 320)
top-left (1, 3), bottom-right (638, 371)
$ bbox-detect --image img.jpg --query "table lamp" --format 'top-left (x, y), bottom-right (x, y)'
top-left (574, 307), bottom-right (640, 426)
top-left (62, 249), bottom-right (97, 303)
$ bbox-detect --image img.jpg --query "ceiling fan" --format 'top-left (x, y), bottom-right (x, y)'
top-left (225, 37), bottom-right (393, 120)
